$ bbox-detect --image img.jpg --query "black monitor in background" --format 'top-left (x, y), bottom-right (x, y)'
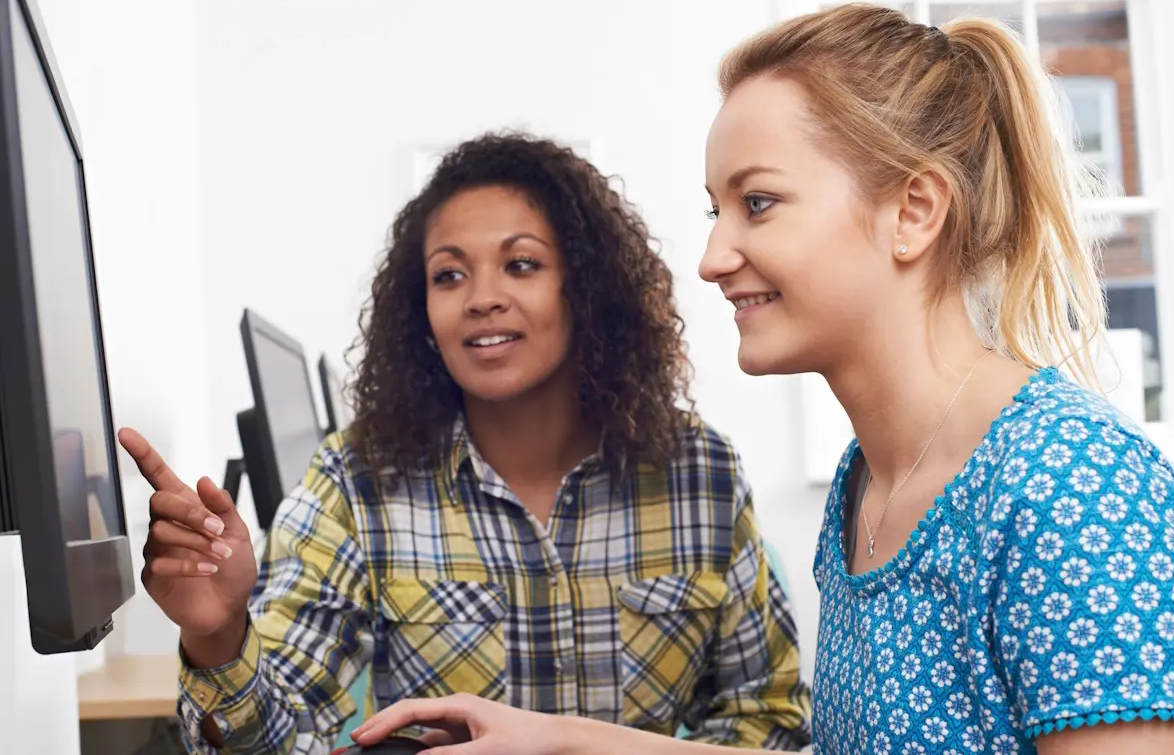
top-left (0, 0), bottom-right (134, 653)
top-left (223, 309), bottom-right (323, 532)
top-left (318, 354), bottom-right (353, 435)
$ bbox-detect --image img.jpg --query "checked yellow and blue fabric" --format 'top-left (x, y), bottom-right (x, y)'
top-left (176, 417), bottom-right (812, 754)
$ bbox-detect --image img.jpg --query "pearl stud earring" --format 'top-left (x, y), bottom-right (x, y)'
top-left (898, 245), bottom-right (908, 255)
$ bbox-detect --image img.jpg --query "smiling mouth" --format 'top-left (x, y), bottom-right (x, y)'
top-left (464, 334), bottom-right (523, 348)
top-left (732, 293), bottom-right (780, 311)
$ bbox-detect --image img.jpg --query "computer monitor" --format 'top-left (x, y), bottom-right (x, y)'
top-left (223, 309), bottom-right (323, 531)
top-left (317, 354), bottom-right (353, 435)
top-left (0, 0), bottom-right (134, 653)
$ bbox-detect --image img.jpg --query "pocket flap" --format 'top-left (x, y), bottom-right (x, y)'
top-left (381, 578), bottom-right (508, 624)
top-left (617, 572), bottom-right (729, 614)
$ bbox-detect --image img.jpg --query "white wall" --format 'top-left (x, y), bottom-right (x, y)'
top-left (194, 0), bottom-right (826, 681)
top-left (0, 537), bottom-right (81, 755)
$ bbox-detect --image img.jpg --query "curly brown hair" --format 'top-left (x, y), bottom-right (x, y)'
top-left (347, 131), bottom-right (694, 481)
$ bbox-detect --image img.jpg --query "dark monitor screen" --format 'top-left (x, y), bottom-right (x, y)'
top-left (239, 309), bottom-right (323, 528)
top-left (0, 0), bottom-right (133, 653)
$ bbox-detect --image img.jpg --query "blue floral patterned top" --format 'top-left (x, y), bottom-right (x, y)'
top-left (812, 367), bottom-right (1174, 755)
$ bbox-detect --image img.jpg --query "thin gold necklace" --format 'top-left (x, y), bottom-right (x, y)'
top-left (861, 349), bottom-right (994, 558)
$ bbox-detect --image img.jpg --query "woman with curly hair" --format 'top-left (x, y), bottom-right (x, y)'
top-left (116, 132), bottom-right (811, 755)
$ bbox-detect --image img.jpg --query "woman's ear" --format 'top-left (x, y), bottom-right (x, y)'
top-left (892, 170), bottom-right (951, 264)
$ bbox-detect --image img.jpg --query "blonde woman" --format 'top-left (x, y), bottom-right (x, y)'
top-left (352, 4), bottom-right (1174, 754)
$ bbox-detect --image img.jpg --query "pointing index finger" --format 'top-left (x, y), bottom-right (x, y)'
top-left (117, 427), bottom-right (191, 495)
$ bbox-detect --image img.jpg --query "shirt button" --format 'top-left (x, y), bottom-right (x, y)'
top-left (549, 575), bottom-right (559, 588)
top-left (554, 659), bottom-right (564, 674)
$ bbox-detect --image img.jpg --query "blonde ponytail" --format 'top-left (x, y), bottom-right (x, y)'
top-left (719, 4), bottom-right (1108, 387)
top-left (944, 19), bottom-right (1107, 387)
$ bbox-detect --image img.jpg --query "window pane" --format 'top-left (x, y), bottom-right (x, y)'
top-left (1039, 2), bottom-right (1139, 196)
top-left (1060, 78), bottom-right (1112, 153)
top-left (1094, 215), bottom-right (1162, 422)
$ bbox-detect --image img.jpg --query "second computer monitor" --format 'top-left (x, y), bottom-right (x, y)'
top-left (238, 309), bottom-right (323, 530)
top-left (317, 354), bottom-right (352, 435)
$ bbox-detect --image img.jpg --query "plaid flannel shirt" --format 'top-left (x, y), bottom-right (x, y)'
top-left (177, 417), bottom-right (812, 754)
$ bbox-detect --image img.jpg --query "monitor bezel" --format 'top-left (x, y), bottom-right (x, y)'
top-left (0, 0), bottom-right (133, 646)
top-left (239, 308), bottom-right (322, 524)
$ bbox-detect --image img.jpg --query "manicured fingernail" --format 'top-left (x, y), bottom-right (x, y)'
top-left (204, 517), bottom-right (224, 536)
top-left (198, 562), bottom-right (218, 574)
top-left (211, 541), bottom-right (232, 559)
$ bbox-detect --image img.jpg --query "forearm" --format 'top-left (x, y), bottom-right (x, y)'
top-left (567, 717), bottom-right (795, 755)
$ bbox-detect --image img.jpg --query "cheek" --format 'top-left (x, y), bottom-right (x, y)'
top-left (760, 213), bottom-right (882, 311)
top-left (525, 282), bottom-right (571, 331)
top-left (425, 292), bottom-right (459, 342)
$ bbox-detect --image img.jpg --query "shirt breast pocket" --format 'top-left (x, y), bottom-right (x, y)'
top-left (617, 572), bottom-right (729, 728)
top-left (377, 578), bottom-right (509, 703)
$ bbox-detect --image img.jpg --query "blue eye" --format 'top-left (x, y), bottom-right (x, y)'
top-left (745, 195), bottom-right (775, 216)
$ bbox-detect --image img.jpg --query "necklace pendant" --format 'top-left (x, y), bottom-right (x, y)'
top-left (867, 537), bottom-right (875, 558)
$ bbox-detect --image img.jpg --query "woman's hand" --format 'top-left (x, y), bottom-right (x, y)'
top-left (118, 427), bottom-right (258, 667)
top-left (351, 694), bottom-right (571, 755)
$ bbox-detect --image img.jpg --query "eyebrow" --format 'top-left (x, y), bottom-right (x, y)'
top-left (704, 165), bottom-right (787, 195)
top-left (425, 232), bottom-right (553, 263)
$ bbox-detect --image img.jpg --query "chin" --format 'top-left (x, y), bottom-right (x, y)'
top-left (458, 373), bottom-right (539, 403)
top-left (736, 353), bottom-right (774, 376)
top-left (736, 339), bottom-right (785, 376)
top-left (736, 339), bottom-right (810, 377)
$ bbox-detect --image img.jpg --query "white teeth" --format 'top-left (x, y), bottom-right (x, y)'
top-left (470, 335), bottom-right (519, 347)
top-left (733, 293), bottom-right (780, 311)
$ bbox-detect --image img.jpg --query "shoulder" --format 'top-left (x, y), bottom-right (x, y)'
top-left (973, 372), bottom-right (1174, 738)
top-left (978, 368), bottom-right (1174, 573)
top-left (306, 430), bottom-right (371, 498)
top-left (647, 412), bottom-right (750, 508)
top-left (269, 431), bottom-right (375, 532)
top-left (985, 369), bottom-right (1174, 511)
top-left (674, 412), bottom-right (744, 469)
top-left (660, 412), bottom-right (747, 488)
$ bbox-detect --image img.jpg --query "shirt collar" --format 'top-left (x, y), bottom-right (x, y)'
top-left (440, 414), bottom-right (612, 504)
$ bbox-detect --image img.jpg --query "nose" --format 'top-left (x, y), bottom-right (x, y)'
top-left (698, 230), bottom-right (746, 284)
top-left (464, 272), bottom-right (509, 316)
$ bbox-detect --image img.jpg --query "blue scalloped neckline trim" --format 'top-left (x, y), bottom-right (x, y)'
top-left (832, 366), bottom-right (1058, 592)
top-left (1025, 706), bottom-right (1174, 739)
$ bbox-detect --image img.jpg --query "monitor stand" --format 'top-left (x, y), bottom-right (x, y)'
top-left (222, 408), bottom-right (261, 504)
